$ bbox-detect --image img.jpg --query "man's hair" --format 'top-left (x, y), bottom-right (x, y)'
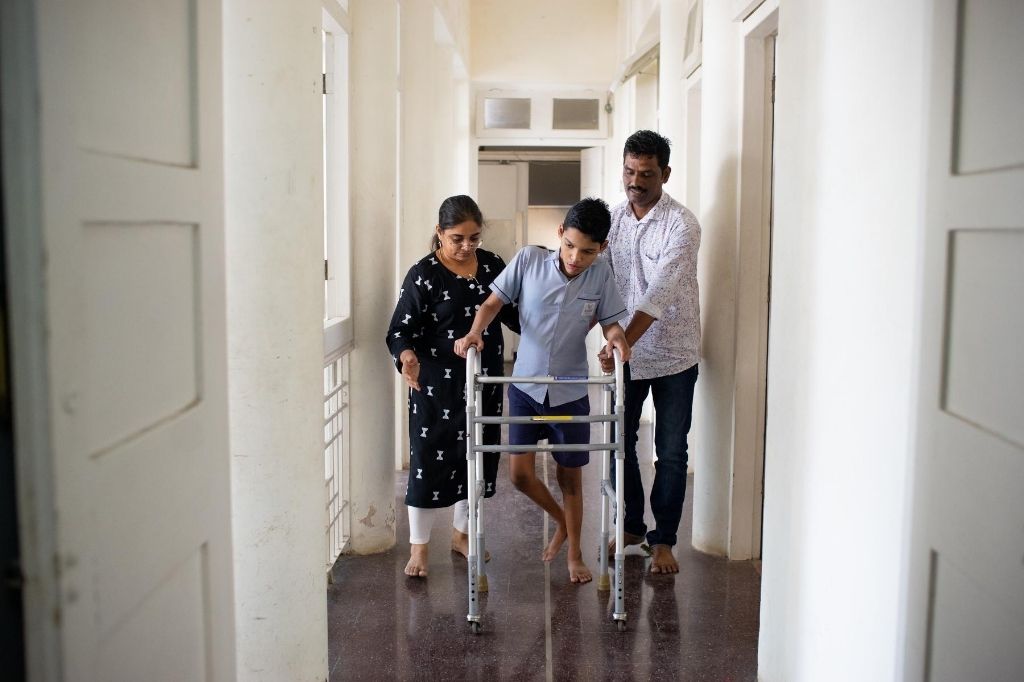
top-left (623, 129), bottom-right (671, 170)
top-left (563, 197), bottom-right (611, 243)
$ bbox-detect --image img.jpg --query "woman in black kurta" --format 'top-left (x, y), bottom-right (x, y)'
top-left (386, 195), bottom-right (519, 577)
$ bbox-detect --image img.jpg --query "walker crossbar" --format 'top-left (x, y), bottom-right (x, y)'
top-left (473, 414), bottom-right (616, 425)
top-left (463, 346), bottom-right (627, 634)
top-left (471, 443), bottom-right (619, 453)
top-left (476, 375), bottom-right (615, 385)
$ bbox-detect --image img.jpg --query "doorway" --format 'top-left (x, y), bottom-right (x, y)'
top-left (731, 4), bottom-right (778, 560)
top-left (477, 149), bottom-right (587, 362)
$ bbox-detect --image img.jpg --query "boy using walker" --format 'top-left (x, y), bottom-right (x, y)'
top-left (455, 197), bottom-right (630, 583)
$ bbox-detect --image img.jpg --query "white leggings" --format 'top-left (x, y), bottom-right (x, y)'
top-left (408, 500), bottom-right (469, 545)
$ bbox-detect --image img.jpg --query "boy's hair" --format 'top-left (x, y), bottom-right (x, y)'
top-left (563, 197), bottom-right (611, 243)
top-left (623, 130), bottom-right (671, 170)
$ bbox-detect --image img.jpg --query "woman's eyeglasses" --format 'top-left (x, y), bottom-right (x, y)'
top-left (446, 235), bottom-right (482, 249)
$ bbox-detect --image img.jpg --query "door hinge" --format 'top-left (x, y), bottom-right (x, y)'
top-left (771, 74), bottom-right (776, 103)
top-left (325, 259), bottom-right (330, 281)
top-left (322, 72), bottom-right (329, 95)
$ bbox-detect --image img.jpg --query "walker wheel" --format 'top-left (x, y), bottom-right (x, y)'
top-left (616, 620), bottom-right (627, 632)
top-left (470, 621), bottom-right (482, 635)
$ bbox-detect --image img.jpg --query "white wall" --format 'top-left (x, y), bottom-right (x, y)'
top-left (396, 1), bottom-right (473, 469)
top-left (224, 0), bottom-right (328, 678)
top-left (757, 1), bottom-right (926, 679)
top-left (690, 0), bottom-right (741, 556)
top-left (470, 0), bottom-right (618, 83)
top-left (526, 206), bottom-right (567, 248)
top-left (348, 0), bottom-right (400, 553)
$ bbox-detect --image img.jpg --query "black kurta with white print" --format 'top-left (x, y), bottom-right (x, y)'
top-left (386, 249), bottom-right (519, 508)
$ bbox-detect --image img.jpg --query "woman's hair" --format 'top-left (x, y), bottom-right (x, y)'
top-left (432, 195), bottom-right (483, 250)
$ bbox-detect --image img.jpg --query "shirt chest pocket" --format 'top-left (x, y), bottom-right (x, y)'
top-left (576, 294), bottom-right (600, 322)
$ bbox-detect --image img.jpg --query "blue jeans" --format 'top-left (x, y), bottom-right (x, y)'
top-left (614, 362), bottom-right (698, 548)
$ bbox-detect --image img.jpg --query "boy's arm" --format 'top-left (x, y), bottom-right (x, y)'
top-left (454, 293), bottom-right (505, 357)
top-left (599, 321), bottom-right (631, 365)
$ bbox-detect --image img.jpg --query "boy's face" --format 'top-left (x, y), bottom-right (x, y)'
top-left (557, 226), bottom-right (606, 278)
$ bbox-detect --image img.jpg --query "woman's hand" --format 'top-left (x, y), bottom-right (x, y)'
top-left (400, 350), bottom-right (421, 391)
top-left (453, 331), bottom-right (484, 358)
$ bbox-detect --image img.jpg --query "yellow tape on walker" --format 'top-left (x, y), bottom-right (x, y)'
top-left (532, 416), bottom-right (571, 421)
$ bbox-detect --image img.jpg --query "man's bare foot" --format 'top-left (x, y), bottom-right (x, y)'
top-left (568, 553), bottom-right (593, 584)
top-left (451, 529), bottom-right (490, 562)
top-left (542, 523), bottom-right (568, 562)
top-left (608, 531), bottom-right (646, 553)
top-left (405, 543), bottom-right (428, 577)
top-left (649, 544), bottom-right (679, 574)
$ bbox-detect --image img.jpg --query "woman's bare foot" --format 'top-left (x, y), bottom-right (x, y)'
top-left (542, 523), bottom-right (568, 562)
top-left (568, 552), bottom-right (593, 584)
top-left (649, 544), bottom-right (679, 574)
top-left (404, 543), bottom-right (429, 577)
top-left (450, 529), bottom-right (490, 562)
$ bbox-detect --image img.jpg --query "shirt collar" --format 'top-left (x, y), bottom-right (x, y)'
top-left (630, 191), bottom-right (671, 225)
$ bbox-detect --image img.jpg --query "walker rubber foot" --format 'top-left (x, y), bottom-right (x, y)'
top-left (597, 574), bottom-right (611, 591)
top-left (477, 574), bottom-right (489, 593)
top-left (470, 621), bottom-right (482, 635)
top-left (616, 620), bottom-right (627, 632)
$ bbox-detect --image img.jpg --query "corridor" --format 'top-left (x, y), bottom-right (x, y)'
top-left (7, 0), bottom-right (1023, 679)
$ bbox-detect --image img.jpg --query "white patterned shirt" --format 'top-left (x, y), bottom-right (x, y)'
top-left (605, 191), bottom-right (701, 380)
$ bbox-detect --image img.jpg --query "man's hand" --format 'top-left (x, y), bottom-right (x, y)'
top-left (597, 347), bottom-right (614, 374)
top-left (454, 331), bottom-right (484, 358)
top-left (603, 335), bottom-right (631, 365)
top-left (400, 351), bottom-right (421, 391)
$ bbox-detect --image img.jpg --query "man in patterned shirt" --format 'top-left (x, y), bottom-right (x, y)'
top-left (599, 130), bottom-right (701, 574)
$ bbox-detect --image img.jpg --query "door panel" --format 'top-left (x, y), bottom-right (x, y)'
top-left (478, 162), bottom-right (526, 361)
top-left (36, 0), bottom-right (235, 678)
top-left (915, 0), bottom-right (1024, 678)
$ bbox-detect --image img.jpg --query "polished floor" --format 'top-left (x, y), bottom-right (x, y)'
top-left (327, 423), bottom-right (761, 681)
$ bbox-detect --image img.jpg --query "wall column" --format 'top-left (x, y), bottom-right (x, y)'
top-left (395, 0), bottom-right (436, 471)
top-left (658, 0), bottom-right (688, 200)
top-left (691, 0), bottom-right (741, 556)
top-left (224, 0), bottom-right (328, 678)
top-left (348, 0), bottom-right (400, 553)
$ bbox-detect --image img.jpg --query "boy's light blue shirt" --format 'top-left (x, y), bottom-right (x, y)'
top-left (490, 246), bottom-right (627, 406)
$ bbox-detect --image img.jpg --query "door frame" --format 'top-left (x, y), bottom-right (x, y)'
top-left (730, 0), bottom-right (778, 560)
top-left (0, 0), bottom-right (63, 678)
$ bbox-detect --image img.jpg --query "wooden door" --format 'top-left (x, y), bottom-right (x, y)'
top-left (35, 0), bottom-right (236, 678)
top-left (912, 1), bottom-right (1024, 679)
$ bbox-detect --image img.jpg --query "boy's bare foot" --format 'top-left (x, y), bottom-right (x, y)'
top-left (405, 544), bottom-right (428, 577)
top-left (608, 531), bottom-right (645, 553)
top-left (568, 553), bottom-right (593, 584)
top-left (451, 529), bottom-right (490, 562)
top-left (649, 544), bottom-right (679, 574)
top-left (542, 523), bottom-right (568, 561)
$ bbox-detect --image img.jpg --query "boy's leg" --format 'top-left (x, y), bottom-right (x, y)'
top-left (555, 464), bottom-right (591, 583)
top-left (508, 452), bottom-right (568, 559)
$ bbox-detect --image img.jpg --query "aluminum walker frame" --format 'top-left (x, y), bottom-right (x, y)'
top-left (463, 346), bottom-right (627, 634)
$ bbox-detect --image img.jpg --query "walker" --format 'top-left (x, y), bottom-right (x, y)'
top-left (463, 346), bottom-right (627, 634)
